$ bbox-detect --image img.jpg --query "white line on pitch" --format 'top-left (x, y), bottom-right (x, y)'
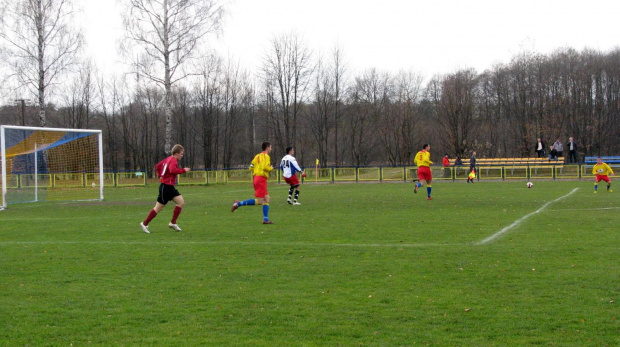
top-left (0, 240), bottom-right (451, 248)
top-left (477, 188), bottom-right (580, 245)
top-left (548, 206), bottom-right (619, 212)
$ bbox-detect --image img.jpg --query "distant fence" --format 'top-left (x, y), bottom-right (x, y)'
top-left (177, 163), bottom-right (616, 185)
top-left (4, 164), bottom-right (613, 189)
top-left (3, 171), bottom-right (147, 189)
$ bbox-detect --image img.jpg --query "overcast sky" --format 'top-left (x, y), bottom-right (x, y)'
top-left (78, 0), bottom-right (620, 78)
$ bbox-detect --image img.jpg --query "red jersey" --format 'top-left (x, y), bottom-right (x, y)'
top-left (156, 156), bottom-right (186, 185)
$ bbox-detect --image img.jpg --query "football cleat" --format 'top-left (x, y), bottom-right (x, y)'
top-left (293, 201), bottom-right (301, 205)
top-left (262, 220), bottom-right (274, 224)
top-left (427, 197), bottom-right (433, 200)
top-left (414, 185), bottom-right (418, 194)
top-left (168, 223), bottom-right (182, 231)
top-left (231, 200), bottom-right (239, 212)
top-left (287, 198), bottom-right (293, 205)
top-left (140, 222), bottom-right (150, 234)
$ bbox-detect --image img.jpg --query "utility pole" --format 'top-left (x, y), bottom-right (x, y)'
top-left (14, 99), bottom-right (29, 126)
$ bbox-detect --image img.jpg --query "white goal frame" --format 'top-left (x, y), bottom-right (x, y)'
top-left (1, 125), bottom-right (104, 209)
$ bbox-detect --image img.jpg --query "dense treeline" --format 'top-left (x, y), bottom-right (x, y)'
top-left (1, 47), bottom-right (619, 171)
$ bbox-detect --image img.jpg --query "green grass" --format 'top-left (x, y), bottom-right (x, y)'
top-left (0, 180), bottom-right (618, 346)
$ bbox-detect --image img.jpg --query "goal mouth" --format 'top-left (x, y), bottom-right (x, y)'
top-left (1, 125), bottom-right (104, 208)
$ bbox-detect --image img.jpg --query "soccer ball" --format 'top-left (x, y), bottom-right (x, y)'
top-left (526, 182), bottom-right (533, 188)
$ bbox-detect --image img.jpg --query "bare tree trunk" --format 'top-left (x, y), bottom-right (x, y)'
top-left (1, 0), bottom-right (83, 128)
top-left (122, 0), bottom-right (224, 154)
top-left (262, 32), bottom-right (312, 150)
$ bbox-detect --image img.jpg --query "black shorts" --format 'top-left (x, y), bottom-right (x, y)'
top-left (157, 183), bottom-right (181, 205)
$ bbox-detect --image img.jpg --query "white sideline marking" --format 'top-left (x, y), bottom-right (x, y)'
top-left (477, 188), bottom-right (580, 245)
top-left (549, 206), bottom-right (619, 212)
top-left (0, 240), bottom-right (450, 248)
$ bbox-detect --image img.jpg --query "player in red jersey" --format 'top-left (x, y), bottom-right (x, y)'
top-left (140, 144), bottom-right (191, 233)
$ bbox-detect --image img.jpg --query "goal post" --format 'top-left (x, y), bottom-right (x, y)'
top-left (1, 125), bottom-right (104, 209)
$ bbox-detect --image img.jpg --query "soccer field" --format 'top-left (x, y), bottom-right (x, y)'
top-left (0, 181), bottom-right (618, 346)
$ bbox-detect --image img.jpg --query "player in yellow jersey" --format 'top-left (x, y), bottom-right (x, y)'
top-left (413, 144), bottom-right (433, 200)
top-left (231, 142), bottom-right (274, 223)
top-left (592, 157), bottom-right (614, 193)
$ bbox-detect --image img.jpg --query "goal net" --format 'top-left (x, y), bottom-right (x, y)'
top-left (1, 125), bottom-right (104, 209)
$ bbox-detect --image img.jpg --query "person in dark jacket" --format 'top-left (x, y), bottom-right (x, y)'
top-left (566, 137), bottom-right (578, 163)
top-left (535, 138), bottom-right (546, 157)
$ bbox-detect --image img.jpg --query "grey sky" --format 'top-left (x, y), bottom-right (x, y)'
top-left (74, 0), bottom-right (620, 77)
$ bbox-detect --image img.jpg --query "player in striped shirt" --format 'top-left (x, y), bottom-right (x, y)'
top-left (592, 157), bottom-right (614, 193)
top-left (231, 142), bottom-right (274, 224)
top-left (414, 144), bottom-right (433, 200)
top-left (140, 144), bottom-right (191, 233)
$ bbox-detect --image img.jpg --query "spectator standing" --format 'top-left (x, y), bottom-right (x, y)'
top-left (442, 154), bottom-right (451, 178)
top-left (442, 154), bottom-right (450, 167)
top-left (567, 137), bottom-right (578, 163)
top-left (535, 138), bottom-right (546, 157)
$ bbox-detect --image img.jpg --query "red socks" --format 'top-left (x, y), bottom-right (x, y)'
top-left (171, 206), bottom-right (182, 224)
top-left (144, 206), bottom-right (182, 226)
top-left (143, 209), bottom-right (158, 226)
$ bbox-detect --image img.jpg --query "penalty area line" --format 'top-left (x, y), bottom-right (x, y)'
top-left (476, 187), bottom-right (580, 245)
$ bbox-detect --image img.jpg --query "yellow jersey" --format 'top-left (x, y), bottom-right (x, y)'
top-left (592, 162), bottom-right (614, 176)
top-left (250, 152), bottom-right (273, 178)
top-left (414, 150), bottom-right (432, 167)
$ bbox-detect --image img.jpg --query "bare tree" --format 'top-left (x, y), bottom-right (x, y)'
top-left (261, 32), bottom-right (313, 150)
top-left (220, 60), bottom-right (251, 168)
top-left (428, 69), bottom-right (479, 157)
top-left (389, 70), bottom-right (423, 164)
top-left (121, 0), bottom-right (224, 153)
top-left (347, 69), bottom-right (388, 166)
top-left (0, 0), bottom-right (83, 126)
top-left (331, 44), bottom-right (347, 166)
top-left (193, 54), bottom-right (222, 168)
top-left (307, 55), bottom-right (333, 166)
top-left (57, 60), bottom-right (95, 128)
top-left (96, 73), bottom-right (133, 171)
